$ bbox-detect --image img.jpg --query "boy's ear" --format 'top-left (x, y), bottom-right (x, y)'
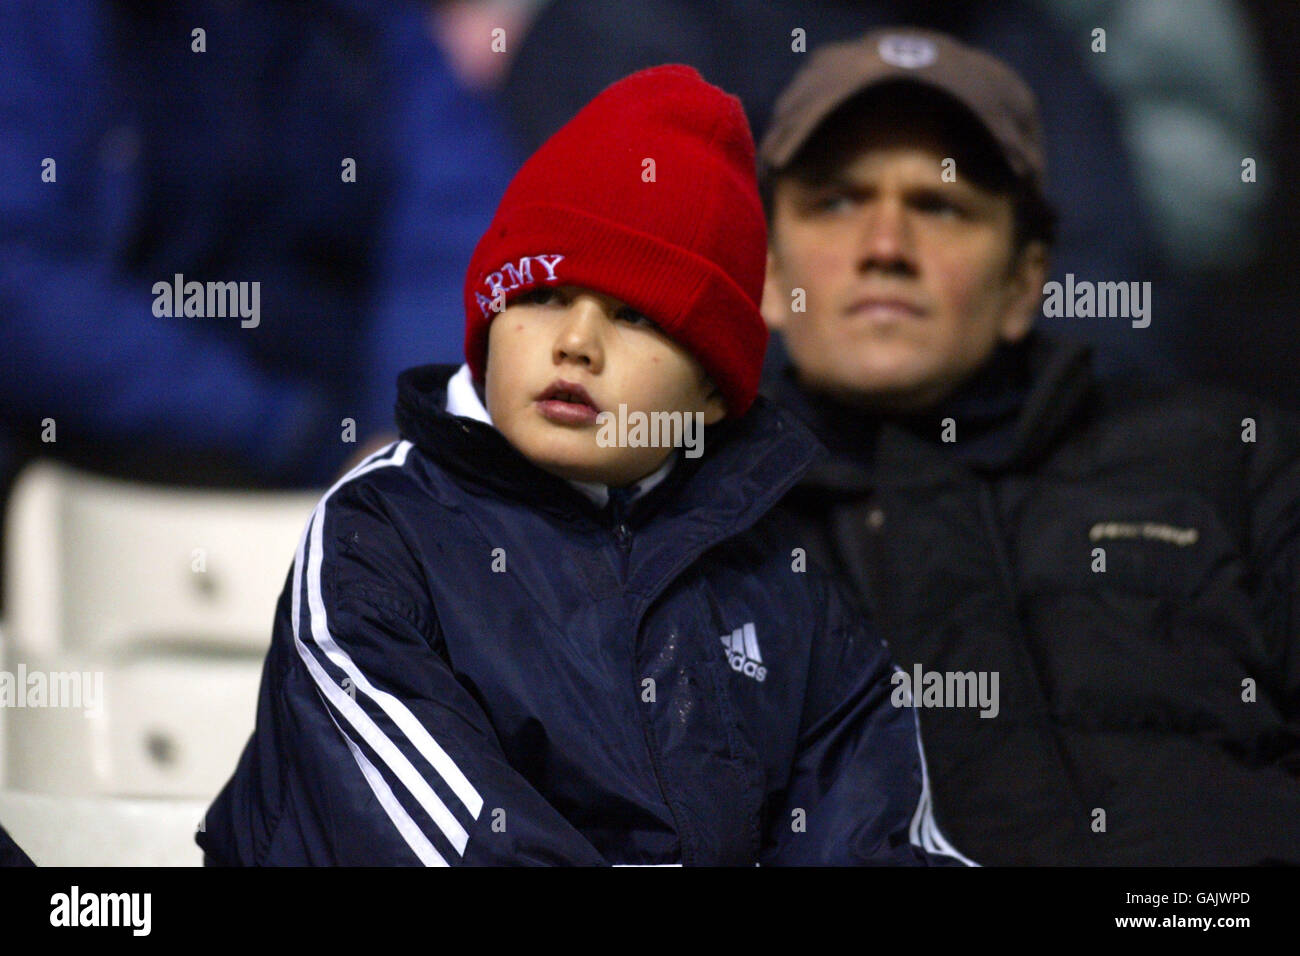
top-left (702, 392), bottom-right (727, 426)
top-left (699, 376), bottom-right (727, 425)
top-left (760, 249), bottom-right (789, 332)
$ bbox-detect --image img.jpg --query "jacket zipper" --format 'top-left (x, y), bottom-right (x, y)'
top-left (606, 494), bottom-right (693, 863)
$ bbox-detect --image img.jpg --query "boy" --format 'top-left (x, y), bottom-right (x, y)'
top-left (198, 65), bottom-right (969, 865)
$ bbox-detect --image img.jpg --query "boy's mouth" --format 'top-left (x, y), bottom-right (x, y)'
top-left (535, 379), bottom-right (601, 426)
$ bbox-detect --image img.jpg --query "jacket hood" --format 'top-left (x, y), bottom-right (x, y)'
top-left (394, 363), bottom-right (825, 534)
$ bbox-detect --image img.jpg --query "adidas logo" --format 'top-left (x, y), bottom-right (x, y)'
top-left (720, 622), bottom-right (766, 682)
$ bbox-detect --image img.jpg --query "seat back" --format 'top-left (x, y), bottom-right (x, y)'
top-left (4, 649), bottom-right (264, 798)
top-left (0, 789), bottom-right (208, 866)
top-left (4, 459), bottom-right (318, 657)
top-left (2, 459), bottom-right (319, 795)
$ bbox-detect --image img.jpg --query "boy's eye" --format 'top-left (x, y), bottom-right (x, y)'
top-left (616, 306), bottom-right (657, 328)
top-left (516, 287), bottom-right (561, 307)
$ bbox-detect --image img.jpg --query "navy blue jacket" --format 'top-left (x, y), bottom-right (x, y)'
top-left (199, 365), bottom-right (971, 865)
top-left (766, 334), bottom-right (1300, 864)
top-left (0, 822), bottom-right (34, 867)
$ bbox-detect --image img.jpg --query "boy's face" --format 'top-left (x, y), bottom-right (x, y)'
top-left (763, 121), bottom-right (1046, 412)
top-left (485, 286), bottom-right (726, 486)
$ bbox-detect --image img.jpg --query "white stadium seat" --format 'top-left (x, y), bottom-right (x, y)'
top-left (5, 459), bottom-right (319, 658)
top-left (0, 788), bottom-right (208, 866)
top-left (3, 648), bottom-right (264, 798)
top-left (1, 459), bottom-right (319, 798)
top-left (0, 623), bottom-right (6, 790)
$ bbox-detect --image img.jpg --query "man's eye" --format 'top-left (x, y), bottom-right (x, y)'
top-left (812, 191), bottom-right (854, 213)
top-left (915, 194), bottom-right (966, 218)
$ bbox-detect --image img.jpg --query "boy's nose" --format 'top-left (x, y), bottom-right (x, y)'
top-left (552, 297), bottom-right (605, 372)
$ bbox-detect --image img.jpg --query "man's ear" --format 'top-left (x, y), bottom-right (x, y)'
top-left (761, 249), bottom-right (789, 332)
top-left (999, 240), bottom-right (1048, 344)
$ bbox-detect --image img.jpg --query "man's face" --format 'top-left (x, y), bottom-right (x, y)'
top-left (763, 121), bottom-right (1046, 411)
top-left (485, 285), bottom-right (726, 486)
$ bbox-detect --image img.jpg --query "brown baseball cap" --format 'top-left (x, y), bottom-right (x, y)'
top-left (759, 28), bottom-right (1046, 195)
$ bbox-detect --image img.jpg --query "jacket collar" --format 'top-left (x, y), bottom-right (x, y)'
top-left (762, 331), bottom-right (1094, 492)
top-left (443, 363), bottom-right (676, 509)
top-left (395, 364), bottom-right (824, 538)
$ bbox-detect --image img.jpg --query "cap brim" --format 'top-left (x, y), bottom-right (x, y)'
top-left (762, 70), bottom-right (993, 173)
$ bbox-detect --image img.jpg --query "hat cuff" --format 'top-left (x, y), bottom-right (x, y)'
top-left (466, 202), bottom-right (767, 416)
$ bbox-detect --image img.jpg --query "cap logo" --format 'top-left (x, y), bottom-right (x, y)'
top-left (877, 35), bottom-right (937, 69)
top-left (475, 253), bottom-right (565, 317)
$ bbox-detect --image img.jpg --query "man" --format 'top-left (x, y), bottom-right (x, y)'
top-left (760, 28), bottom-right (1300, 865)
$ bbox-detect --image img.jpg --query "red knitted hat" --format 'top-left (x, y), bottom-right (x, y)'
top-left (463, 64), bottom-right (769, 417)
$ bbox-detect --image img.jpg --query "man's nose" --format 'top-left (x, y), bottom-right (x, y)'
top-left (552, 297), bottom-right (605, 372)
top-left (856, 198), bottom-right (915, 273)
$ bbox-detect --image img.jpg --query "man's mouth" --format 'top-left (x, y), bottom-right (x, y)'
top-left (535, 379), bottom-right (601, 426)
top-left (845, 296), bottom-right (926, 324)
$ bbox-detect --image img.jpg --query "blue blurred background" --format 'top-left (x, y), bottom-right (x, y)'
top-left (2, 0), bottom-right (1296, 507)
